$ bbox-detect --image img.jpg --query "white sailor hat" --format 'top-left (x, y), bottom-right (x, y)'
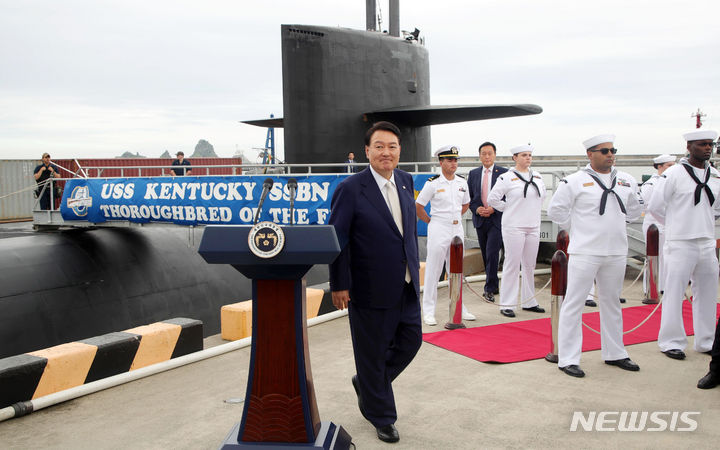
top-left (582, 134), bottom-right (615, 150)
top-left (683, 129), bottom-right (718, 142)
top-left (653, 154), bottom-right (676, 165)
top-left (434, 145), bottom-right (460, 159)
top-left (510, 144), bottom-right (534, 155)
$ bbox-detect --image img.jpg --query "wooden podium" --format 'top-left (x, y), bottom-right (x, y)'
top-left (199, 224), bottom-right (351, 449)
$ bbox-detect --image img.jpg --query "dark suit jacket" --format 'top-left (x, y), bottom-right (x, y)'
top-left (345, 160), bottom-right (360, 173)
top-left (468, 164), bottom-right (508, 229)
top-left (329, 168), bottom-right (420, 308)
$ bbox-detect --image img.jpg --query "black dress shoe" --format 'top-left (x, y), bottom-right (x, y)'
top-left (482, 292), bottom-right (495, 303)
top-left (493, 289), bottom-right (499, 295)
top-left (605, 358), bottom-right (640, 371)
top-left (619, 297), bottom-right (626, 304)
top-left (351, 375), bottom-right (369, 420)
top-left (500, 309), bottom-right (515, 317)
top-left (522, 305), bottom-right (545, 313)
top-left (662, 349), bottom-right (686, 360)
top-left (585, 299), bottom-right (597, 307)
top-left (697, 371), bottom-right (720, 389)
top-left (376, 424), bottom-right (399, 443)
top-left (559, 365), bottom-right (585, 378)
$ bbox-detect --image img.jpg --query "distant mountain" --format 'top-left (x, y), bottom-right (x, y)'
top-left (192, 139), bottom-right (217, 157)
top-left (159, 150), bottom-right (172, 158)
top-left (117, 151), bottom-right (146, 158)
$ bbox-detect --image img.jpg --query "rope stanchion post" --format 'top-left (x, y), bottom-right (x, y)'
top-left (445, 236), bottom-right (466, 330)
top-left (545, 248), bottom-right (568, 362)
top-left (642, 224), bottom-right (660, 304)
top-left (556, 229), bottom-right (569, 255)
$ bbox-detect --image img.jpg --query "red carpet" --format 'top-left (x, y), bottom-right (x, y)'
top-left (423, 301), bottom-right (720, 363)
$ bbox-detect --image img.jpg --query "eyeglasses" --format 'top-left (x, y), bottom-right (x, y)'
top-left (589, 147), bottom-right (618, 155)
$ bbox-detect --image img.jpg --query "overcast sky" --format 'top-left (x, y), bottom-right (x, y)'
top-left (1, 0), bottom-right (719, 162)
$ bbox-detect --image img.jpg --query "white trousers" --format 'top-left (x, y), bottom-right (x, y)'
top-left (558, 254), bottom-right (629, 367)
top-left (641, 221), bottom-right (666, 294)
top-left (422, 220), bottom-right (469, 318)
top-left (498, 226), bottom-right (540, 310)
top-left (658, 238), bottom-right (718, 352)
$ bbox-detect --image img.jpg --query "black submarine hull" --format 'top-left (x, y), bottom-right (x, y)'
top-left (281, 25), bottom-right (431, 165)
top-left (0, 227), bottom-right (329, 359)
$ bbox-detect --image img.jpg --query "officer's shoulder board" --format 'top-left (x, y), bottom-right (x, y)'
top-left (428, 175), bottom-right (440, 181)
top-left (456, 174), bottom-right (466, 179)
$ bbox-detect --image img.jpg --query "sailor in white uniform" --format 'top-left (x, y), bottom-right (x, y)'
top-left (639, 154), bottom-right (676, 297)
top-left (416, 145), bottom-right (474, 326)
top-left (487, 144), bottom-right (546, 317)
top-left (547, 134), bottom-right (643, 378)
top-left (648, 129), bottom-right (720, 360)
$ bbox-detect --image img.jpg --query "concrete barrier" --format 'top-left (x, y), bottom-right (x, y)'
top-left (221, 287), bottom-right (324, 341)
top-left (0, 318), bottom-right (202, 408)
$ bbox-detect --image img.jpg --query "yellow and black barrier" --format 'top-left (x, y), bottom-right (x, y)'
top-left (0, 318), bottom-right (202, 408)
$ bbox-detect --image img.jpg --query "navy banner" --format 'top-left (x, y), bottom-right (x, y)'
top-left (62, 174), bottom-right (434, 231)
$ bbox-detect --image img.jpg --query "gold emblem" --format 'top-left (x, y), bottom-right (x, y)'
top-left (248, 221), bottom-right (285, 258)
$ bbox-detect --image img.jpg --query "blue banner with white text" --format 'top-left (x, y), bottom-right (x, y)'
top-left (61, 174), bottom-right (435, 231)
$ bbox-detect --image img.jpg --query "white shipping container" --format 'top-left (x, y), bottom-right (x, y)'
top-left (0, 160), bottom-right (39, 221)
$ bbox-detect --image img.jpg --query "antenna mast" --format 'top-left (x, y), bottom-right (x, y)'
top-left (691, 108), bottom-right (706, 129)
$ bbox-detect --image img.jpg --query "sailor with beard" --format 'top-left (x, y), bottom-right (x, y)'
top-left (648, 129), bottom-right (720, 361)
top-left (547, 134), bottom-right (642, 378)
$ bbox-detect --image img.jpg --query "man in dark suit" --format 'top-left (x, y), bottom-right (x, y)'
top-left (345, 151), bottom-right (360, 173)
top-left (468, 141), bottom-right (507, 302)
top-left (329, 121), bottom-right (422, 444)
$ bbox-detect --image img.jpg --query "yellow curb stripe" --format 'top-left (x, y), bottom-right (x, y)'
top-left (221, 300), bottom-right (253, 341)
top-left (29, 342), bottom-right (98, 399)
top-left (306, 288), bottom-right (324, 319)
top-left (221, 287), bottom-right (326, 342)
top-left (125, 323), bottom-right (181, 370)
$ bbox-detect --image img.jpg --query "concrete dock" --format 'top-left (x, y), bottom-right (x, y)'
top-left (1, 269), bottom-right (718, 449)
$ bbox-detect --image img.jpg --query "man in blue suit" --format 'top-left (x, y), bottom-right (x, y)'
top-left (468, 142), bottom-right (507, 302)
top-left (329, 121), bottom-right (422, 444)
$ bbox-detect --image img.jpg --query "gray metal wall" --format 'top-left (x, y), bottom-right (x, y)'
top-left (0, 160), bottom-right (37, 221)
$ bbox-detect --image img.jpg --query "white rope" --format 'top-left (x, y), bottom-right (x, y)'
top-left (516, 277), bottom-right (552, 307)
top-left (581, 260), bottom-right (664, 335)
top-left (0, 179), bottom-right (52, 200)
top-left (586, 260), bottom-right (646, 299)
top-left (581, 299), bottom-right (663, 335)
top-left (463, 274), bottom-right (551, 307)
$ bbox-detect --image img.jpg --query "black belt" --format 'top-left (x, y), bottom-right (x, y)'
top-left (681, 163), bottom-right (715, 206)
top-left (513, 170), bottom-right (540, 198)
top-left (586, 173), bottom-right (626, 216)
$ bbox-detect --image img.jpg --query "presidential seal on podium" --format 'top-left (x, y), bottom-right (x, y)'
top-left (248, 221), bottom-right (285, 258)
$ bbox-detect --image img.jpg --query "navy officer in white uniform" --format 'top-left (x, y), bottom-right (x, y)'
top-left (416, 145), bottom-right (474, 325)
top-left (487, 144), bottom-right (546, 317)
top-left (648, 129), bottom-right (720, 360)
top-left (547, 134), bottom-right (642, 378)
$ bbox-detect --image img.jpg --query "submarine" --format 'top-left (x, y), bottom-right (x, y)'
top-left (244, 0), bottom-right (542, 166)
top-left (0, 0), bottom-right (542, 358)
